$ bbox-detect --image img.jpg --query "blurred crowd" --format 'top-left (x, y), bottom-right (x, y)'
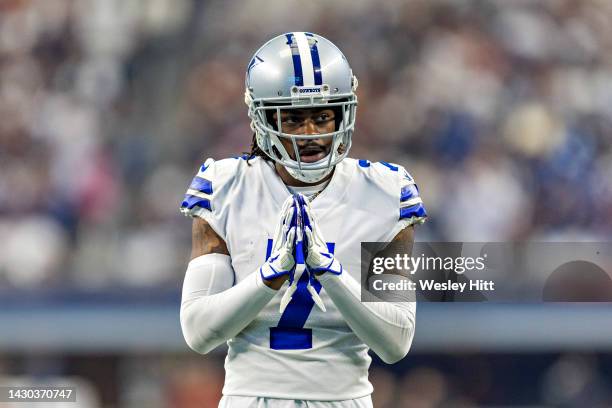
top-left (1, 2), bottom-right (612, 407)
top-left (1, 0), bottom-right (611, 290)
top-left (2, 352), bottom-right (611, 407)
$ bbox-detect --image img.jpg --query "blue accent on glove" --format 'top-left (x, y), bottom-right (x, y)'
top-left (260, 263), bottom-right (294, 281)
top-left (306, 260), bottom-right (343, 276)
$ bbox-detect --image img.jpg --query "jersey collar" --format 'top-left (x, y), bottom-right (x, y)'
top-left (261, 158), bottom-right (355, 212)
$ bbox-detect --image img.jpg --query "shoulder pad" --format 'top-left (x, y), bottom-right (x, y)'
top-left (180, 158), bottom-right (214, 215)
top-left (356, 159), bottom-right (427, 223)
top-left (180, 157), bottom-right (245, 217)
top-left (354, 159), bottom-right (403, 192)
top-left (397, 165), bottom-right (427, 223)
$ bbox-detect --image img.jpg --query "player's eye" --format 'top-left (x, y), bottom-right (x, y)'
top-left (315, 113), bottom-right (333, 123)
top-left (282, 116), bottom-right (300, 125)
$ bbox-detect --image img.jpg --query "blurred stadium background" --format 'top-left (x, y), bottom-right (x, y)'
top-left (1, 0), bottom-right (612, 406)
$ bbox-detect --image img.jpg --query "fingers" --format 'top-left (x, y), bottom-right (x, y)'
top-left (298, 194), bottom-right (315, 229)
top-left (280, 204), bottom-right (294, 244)
top-left (280, 195), bottom-right (297, 233)
top-left (304, 218), bottom-right (325, 249)
top-left (274, 194), bottom-right (323, 259)
top-left (280, 194), bottom-right (294, 215)
top-left (296, 194), bottom-right (311, 228)
top-left (279, 283), bottom-right (297, 313)
top-left (305, 197), bottom-right (317, 230)
top-left (295, 200), bottom-right (303, 242)
top-left (304, 227), bottom-right (315, 250)
top-left (290, 195), bottom-right (303, 227)
top-left (304, 199), bottom-right (327, 244)
top-left (285, 196), bottom-right (299, 223)
top-left (285, 227), bottom-right (296, 251)
top-left (272, 197), bottom-right (297, 254)
top-left (271, 220), bottom-right (285, 255)
top-left (307, 284), bottom-right (326, 312)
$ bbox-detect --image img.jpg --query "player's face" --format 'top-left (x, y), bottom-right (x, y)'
top-left (272, 108), bottom-right (336, 163)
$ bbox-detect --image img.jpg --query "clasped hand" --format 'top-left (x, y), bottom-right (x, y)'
top-left (260, 194), bottom-right (342, 313)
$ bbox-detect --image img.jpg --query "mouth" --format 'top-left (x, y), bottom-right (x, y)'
top-left (298, 146), bottom-right (328, 163)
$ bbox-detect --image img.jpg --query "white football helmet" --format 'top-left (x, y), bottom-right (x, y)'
top-left (245, 32), bottom-right (358, 183)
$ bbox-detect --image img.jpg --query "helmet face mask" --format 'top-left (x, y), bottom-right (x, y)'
top-left (245, 32), bottom-right (358, 183)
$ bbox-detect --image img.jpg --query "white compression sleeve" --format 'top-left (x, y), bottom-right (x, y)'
top-left (317, 271), bottom-right (416, 364)
top-left (180, 254), bottom-right (277, 354)
top-left (181, 254), bottom-right (235, 300)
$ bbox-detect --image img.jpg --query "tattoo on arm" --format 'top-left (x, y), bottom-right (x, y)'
top-left (191, 218), bottom-right (229, 259)
top-left (369, 226), bottom-right (416, 279)
top-left (391, 225), bottom-right (415, 251)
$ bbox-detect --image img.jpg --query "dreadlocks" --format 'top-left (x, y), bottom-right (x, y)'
top-left (244, 133), bottom-right (273, 165)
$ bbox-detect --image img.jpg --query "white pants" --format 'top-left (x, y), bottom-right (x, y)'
top-left (218, 395), bottom-right (373, 408)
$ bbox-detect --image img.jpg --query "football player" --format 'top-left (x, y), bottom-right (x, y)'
top-left (179, 32), bottom-right (427, 408)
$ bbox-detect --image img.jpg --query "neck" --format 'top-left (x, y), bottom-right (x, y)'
top-left (275, 162), bottom-right (334, 187)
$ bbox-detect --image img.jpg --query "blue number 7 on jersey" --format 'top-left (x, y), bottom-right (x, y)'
top-left (265, 239), bottom-right (335, 350)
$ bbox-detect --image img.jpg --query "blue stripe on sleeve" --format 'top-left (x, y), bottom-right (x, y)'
top-left (400, 184), bottom-right (419, 202)
top-left (400, 203), bottom-right (427, 220)
top-left (380, 161), bottom-right (399, 172)
top-left (181, 195), bottom-right (212, 211)
top-left (189, 177), bottom-right (213, 195)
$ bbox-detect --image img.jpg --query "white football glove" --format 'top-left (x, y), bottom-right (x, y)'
top-left (298, 194), bottom-right (343, 276)
top-left (259, 196), bottom-right (297, 281)
top-left (280, 195), bottom-right (326, 313)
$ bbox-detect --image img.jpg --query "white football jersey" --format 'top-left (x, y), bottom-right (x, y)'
top-left (180, 156), bottom-right (426, 400)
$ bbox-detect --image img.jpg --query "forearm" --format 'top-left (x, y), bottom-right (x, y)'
top-left (180, 255), bottom-right (277, 354)
top-left (317, 271), bottom-right (416, 364)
